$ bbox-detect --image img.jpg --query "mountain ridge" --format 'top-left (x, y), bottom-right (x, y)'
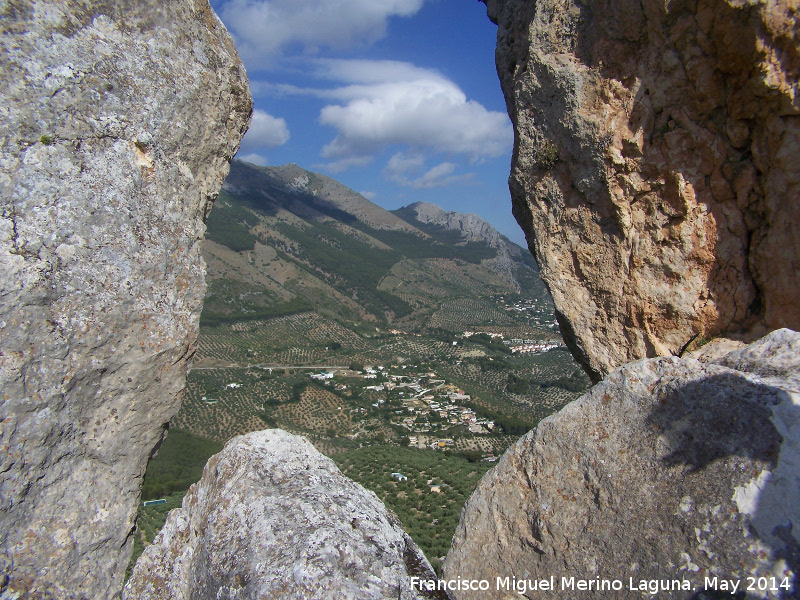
top-left (202, 159), bottom-right (547, 328)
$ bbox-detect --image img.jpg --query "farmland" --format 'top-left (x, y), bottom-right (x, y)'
top-left (133, 160), bottom-right (592, 577)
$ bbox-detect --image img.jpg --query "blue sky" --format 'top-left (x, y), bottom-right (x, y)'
top-left (209, 0), bottom-right (527, 246)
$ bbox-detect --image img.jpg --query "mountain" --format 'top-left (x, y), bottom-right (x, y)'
top-left (393, 201), bottom-right (539, 294)
top-left (200, 159), bottom-right (548, 329)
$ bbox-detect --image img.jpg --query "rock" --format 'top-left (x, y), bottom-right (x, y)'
top-left (408, 202), bottom-right (504, 248)
top-left (124, 430), bottom-right (446, 600)
top-left (405, 201), bottom-right (541, 293)
top-left (443, 329), bottom-right (800, 599)
top-left (0, 2), bottom-right (251, 597)
top-left (483, 0), bottom-right (800, 381)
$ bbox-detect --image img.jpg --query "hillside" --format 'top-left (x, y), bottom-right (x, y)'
top-left (152, 159), bottom-right (589, 573)
top-left (201, 159), bottom-right (546, 328)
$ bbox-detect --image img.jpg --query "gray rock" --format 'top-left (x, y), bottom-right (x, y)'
top-left (483, 0), bottom-right (800, 381)
top-left (443, 329), bottom-right (800, 599)
top-left (124, 430), bottom-right (446, 600)
top-left (406, 201), bottom-right (539, 293)
top-left (0, 1), bottom-right (251, 598)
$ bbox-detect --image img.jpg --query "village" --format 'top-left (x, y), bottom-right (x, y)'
top-left (308, 364), bottom-right (502, 454)
top-left (459, 330), bottom-right (563, 354)
top-left (492, 294), bottom-right (558, 328)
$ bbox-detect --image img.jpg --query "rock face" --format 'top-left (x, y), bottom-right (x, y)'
top-left (443, 329), bottom-right (800, 599)
top-left (405, 201), bottom-right (540, 293)
top-left (408, 202), bottom-right (504, 247)
top-left (124, 430), bottom-right (446, 600)
top-left (0, 2), bottom-right (251, 598)
top-left (484, 0), bottom-right (800, 381)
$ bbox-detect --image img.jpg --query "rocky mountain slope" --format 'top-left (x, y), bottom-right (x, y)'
top-left (484, 0), bottom-right (800, 381)
top-left (4, 1), bottom-right (799, 599)
top-left (0, 2), bottom-right (251, 597)
top-left (200, 160), bottom-right (545, 328)
top-left (124, 430), bottom-right (446, 600)
top-left (395, 201), bottom-right (536, 293)
top-left (443, 329), bottom-right (800, 599)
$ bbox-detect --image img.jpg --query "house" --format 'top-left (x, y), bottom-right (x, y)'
top-left (310, 372), bottom-right (334, 380)
top-left (391, 472), bottom-right (408, 482)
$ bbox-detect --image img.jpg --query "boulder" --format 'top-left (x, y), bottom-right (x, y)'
top-left (124, 430), bottom-right (447, 600)
top-left (483, 0), bottom-right (800, 381)
top-left (0, 1), bottom-right (251, 597)
top-left (443, 329), bottom-right (800, 599)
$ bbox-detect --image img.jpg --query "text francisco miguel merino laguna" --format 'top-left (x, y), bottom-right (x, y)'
top-left (412, 575), bottom-right (699, 595)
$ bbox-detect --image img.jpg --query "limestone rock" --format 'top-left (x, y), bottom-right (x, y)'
top-left (484, 0), bottom-right (800, 381)
top-left (443, 329), bottom-right (800, 599)
top-left (407, 202), bottom-right (504, 247)
top-left (124, 430), bottom-right (446, 600)
top-left (405, 201), bottom-right (540, 293)
top-left (0, 2), bottom-right (251, 598)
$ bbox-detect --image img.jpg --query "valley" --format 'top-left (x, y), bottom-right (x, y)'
top-left (133, 160), bottom-right (590, 574)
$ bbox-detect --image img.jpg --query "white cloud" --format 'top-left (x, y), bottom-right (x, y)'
top-left (310, 60), bottom-right (512, 166)
top-left (360, 191), bottom-right (377, 200)
top-left (219, 0), bottom-right (424, 61)
top-left (239, 109), bottom-right (290, 154)
top-left (383, 152), bottom-right (474, 189)
top-left (237, 152), bottom-right (270, 166)
top-left (315, 155), bottom-right (375, 174)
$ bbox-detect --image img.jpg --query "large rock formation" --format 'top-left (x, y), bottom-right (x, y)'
top-left (124, 430), bottom-right (446, 600)
top-left (443, 329), bottom-right (800, 599)
top-left (484, 0), bottom-right (800, 381)
top-left (0, 2), bottom-right (251, 597)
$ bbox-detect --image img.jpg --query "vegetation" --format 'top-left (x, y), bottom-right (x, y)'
top-left (126, 491), bottom-right (186, 581)
top-left (334, 446), bottom-right (492, 573)
top-left (540, 368), bottom-right (591, 393)
top-left (469, 332), bottom-right (512, 354)
top-left (536, 139), bottom-right (560, 170)
top-left (205, 191), bottom-right (259, 251)
top-left (135, 163), bottom-right (592, 574)
top-left (200, 278), bottom-right (313, 326)
top-left (140, 429), bottom-right (222, 500)
top-left (463, 401), bottom-right (535, 436)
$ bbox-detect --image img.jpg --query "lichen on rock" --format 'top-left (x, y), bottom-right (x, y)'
top-left (124, 430), bottom-right (446, 600)
top-left (484, 0), bottom-right (800, 381)
top-left (0, 1), bottom-right (251, 597)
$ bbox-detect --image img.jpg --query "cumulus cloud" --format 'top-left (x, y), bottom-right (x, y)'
top-left (311, 59), bottom-right (512, 167)
top-left (314, 155), bottom-right (375, 174)
top-left (360, 191), bottom-right (377, 200)
top-left (237, 153), bottom-right (270, 166)
top-left (238, 109), bottom-right (290, 154)
top-left (219, 0), bottom-right (424, 61)
top-left (383, 152), bottom-right (474, 189)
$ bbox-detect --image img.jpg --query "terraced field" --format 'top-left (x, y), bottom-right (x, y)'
top-left (427, 298), bottom-right (513, 331)
top-left (175, 368), bottom-right (300, 442)
top-left (195, 312), bottom-right (368, 366)
top-left (137, 161), bottom-right (594, 577)
top-left (271, 384), bottom-right (355, 436)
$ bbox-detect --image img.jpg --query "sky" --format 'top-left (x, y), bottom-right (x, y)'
top-left (209, 0), bottom-right (527, 247)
